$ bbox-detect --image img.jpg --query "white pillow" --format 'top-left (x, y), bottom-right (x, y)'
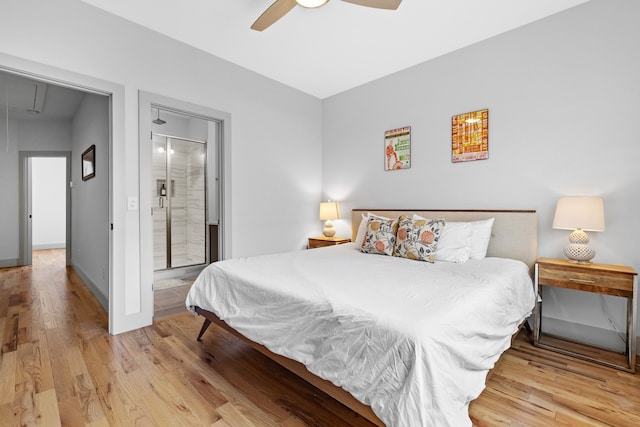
top-left (355, 213), bottom-right (391, 249)
top-left (435, 222), bottom-right (472, 263)
top-left (355, 214), bottom-right (368, 248)
top-left (468, 218), bottom-right (495, 259)
top-left (412, 215), bottom-right (495, 261)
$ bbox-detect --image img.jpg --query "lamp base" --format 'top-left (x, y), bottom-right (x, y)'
top-left (564, 244), bottom-right (595, 263)
top-left (322, 220), bottom-right (336, 238)
top-left (564, 229), bottom-right (595, 263)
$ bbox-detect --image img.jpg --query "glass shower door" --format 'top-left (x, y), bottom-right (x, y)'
top-left (152, 134), bottom-right (206, 270)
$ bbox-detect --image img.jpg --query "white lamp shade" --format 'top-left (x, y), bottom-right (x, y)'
top-left (552, 196), bottom-right (605, 232)
top-left (319, 201), bottom-right (340, 221)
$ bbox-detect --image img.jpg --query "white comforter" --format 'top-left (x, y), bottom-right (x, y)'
top-left (186, 243), bottom-right (535, 427)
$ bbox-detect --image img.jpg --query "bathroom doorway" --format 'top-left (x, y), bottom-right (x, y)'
top-left (139, 91), bottom-right (229, 301)
top-left (148, 104), bottom-right (222, 293)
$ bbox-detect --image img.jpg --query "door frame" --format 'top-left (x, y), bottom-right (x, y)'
top-left (18, 151), bottom-right (72, 266)
top-left (139, 91), bottom-right (232, 321)
top-left (0, 57), bottom-right (131, 334)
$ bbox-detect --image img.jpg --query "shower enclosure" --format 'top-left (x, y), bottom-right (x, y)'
top-left (152, 133), bottom-right (206, 270)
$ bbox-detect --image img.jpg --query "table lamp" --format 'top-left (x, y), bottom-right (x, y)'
top-left (552, 196), bottom-right (605, 264)
top-left (319, 201), bottom-right (340, 238)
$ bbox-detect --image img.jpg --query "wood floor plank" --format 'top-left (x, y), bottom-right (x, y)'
top-left (39, 281), bottom-right (62, 331)
top-left (2, 306), bottom-right (19, 354)
top-left (0, 398), bottom-right (21, 427)
top-left (215, 402), bottom-right (258, 426)
top-left (0, 350), bottom-right (17, 404)
top-left (3, 249), bottom-right (640, 426)
top-left (0, 317), bottom-right (5, 351)
top-left (34, 388), bottom-right (62, 427)
top-left (82, 337), bottom-right (150, 426)
top-left (19, 380), bottom-right (40, 427)
top-left (17, 301), bottom-right (33, 346)
top-left (74, 372), bottom-right (106, 424)
top-left (45, 327), bottom-right (77, 403)
top-left (109, 368), bottom-right (164, 426)
top-left (86, 417), bottom-right (111, 427)
top-left (58, 394), bottom-right (86, 427)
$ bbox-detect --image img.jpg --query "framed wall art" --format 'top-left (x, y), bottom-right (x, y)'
top-left (384, 126), bottom-right (411, 170)
top-left (451, 109), bottom-right (488, 163)
top-left (81, 144), bottom-right (95, 181)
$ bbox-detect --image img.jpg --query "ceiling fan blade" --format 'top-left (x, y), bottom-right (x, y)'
top-left (251, 0), bottom-right (298, 31)
top-left (340, 0), bottom-right (402, 10)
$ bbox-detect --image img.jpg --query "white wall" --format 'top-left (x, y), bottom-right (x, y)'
top-left (32, 157), bottom-right (66, 249)
top-left (0, 0), bottom-right (322, 333)
top-left (322, 0), bottom-right (640, 346)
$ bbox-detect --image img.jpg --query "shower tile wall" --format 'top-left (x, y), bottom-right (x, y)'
top-left (153, 143), bottom-right (167, 271)
top-left (170, 149), bottom-right (189, 266)
top-left (186, 148), bottom-right (206, 265)
top-left (153, 138), bottom-right (206, 271)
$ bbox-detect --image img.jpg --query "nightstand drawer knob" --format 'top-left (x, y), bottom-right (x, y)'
top-left (569, 278), bottom-right (595, 284)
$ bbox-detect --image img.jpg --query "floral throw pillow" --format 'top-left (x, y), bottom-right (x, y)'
top-left (394, 215), bottom-right (445, 262)
top-left (361, 215), bottom-right (399, 256)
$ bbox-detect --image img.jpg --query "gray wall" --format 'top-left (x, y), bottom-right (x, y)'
top-left (71, 93), bottom-right (110, 308)
top-left (0, 120), bottom-right (71, 265)
top-left (322, 0), bottom-right (640, 346)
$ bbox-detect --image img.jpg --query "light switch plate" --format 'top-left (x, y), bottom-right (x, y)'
top-left (127, 196), bottom-right (138, 211)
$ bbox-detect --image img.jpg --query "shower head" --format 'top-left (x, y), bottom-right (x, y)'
top-left (153, 109), bottom-right (166, 125)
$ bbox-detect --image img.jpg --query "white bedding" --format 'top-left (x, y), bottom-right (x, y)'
top-left (186, 243), bottom-right (535, 427)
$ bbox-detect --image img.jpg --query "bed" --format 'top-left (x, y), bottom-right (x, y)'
top-left (186, 209), bottom-right (537, 426)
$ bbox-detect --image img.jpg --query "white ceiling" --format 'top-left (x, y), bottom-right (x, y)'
top-left (80, 0), bottom-right (590, 99)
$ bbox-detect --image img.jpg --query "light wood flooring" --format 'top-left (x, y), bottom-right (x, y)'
top-left (2, 249), bottom-right (640, 426)
top-left (154, 284), bottom-right (191, 319)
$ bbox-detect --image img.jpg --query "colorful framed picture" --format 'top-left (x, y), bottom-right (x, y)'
top-left (451, 109), bottom-right (488, 163)
top-left (384, 126), bottom-right (411, 170)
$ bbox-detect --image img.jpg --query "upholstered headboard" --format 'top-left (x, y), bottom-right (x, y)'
top-left (351, 209), bottom-right (538, 271)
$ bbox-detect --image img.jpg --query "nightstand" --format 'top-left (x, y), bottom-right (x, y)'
top-left (533, 257), bottom-right (638, 372)
top-left (308, 236), bottom-right (351, 249)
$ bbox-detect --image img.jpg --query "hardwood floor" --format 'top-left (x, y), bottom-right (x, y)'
top-left (154, 284), bottom-right (191, 319)
top-left (2, 249), bottom-right (640, 426)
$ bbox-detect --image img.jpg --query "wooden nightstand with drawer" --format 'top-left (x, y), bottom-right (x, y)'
top-left (308, 236), bottom-right (351, 249)
top-left (533, 257), bottom-right (638, 372)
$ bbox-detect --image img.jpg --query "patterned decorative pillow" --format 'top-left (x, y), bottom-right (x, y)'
top-left (394, 215), bottom-right (445, 262)
top-left (355, 213), bottom-right (392, 249)
top-left (361, 215), bottom-right (399, 256)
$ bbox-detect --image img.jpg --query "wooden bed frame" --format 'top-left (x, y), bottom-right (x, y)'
top-left (194, 209), bottom-right (538, 426)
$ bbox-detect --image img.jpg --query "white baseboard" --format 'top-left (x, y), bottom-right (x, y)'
top-left (33, 243), bottom-right (66, 250)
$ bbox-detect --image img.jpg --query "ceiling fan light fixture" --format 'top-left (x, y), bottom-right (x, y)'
top-left (252, 0), bottom-right (400, 31)
top-left (296, 0), bottom-right (328, 8)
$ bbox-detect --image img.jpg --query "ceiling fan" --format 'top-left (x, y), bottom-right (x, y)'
top-left (251, 0), bottom-right (402, 31)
